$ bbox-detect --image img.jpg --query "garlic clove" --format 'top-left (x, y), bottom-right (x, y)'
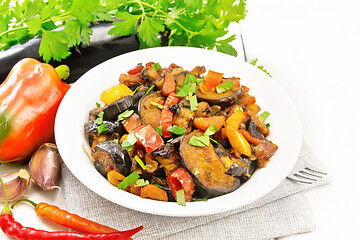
top-left (29, 143), bottom-right (62, 190)
top-left (0, 169), bottom-right (30, 202)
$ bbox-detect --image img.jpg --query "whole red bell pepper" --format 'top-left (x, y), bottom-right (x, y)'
top-left (0, 58), bottom-right (70, 162)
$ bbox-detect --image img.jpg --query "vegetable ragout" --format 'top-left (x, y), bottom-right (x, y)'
top-left (84, 62), bottom-right (278, 206)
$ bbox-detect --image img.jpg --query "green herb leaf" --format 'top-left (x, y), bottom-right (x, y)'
top-left (167, 137), bottom-right (174, 142)
top-left (95, 111), bottom-right (104, 125)
top-left (108, 12), bottom-right (140, 37)
top-left (146, 85), bottom-right (155, 95)
top-left (266, 123), bottom-right (271, 128)
top-left (184, 74), bottom-right (196, 84)
top-left (189, 93), bottom-right (198, 111)
top-left (216, 81), bottom-right (234, 93)
top-left (113, 139), bottom-right (119, 144)
top-left (204, 124), bottom-right (218, 136)
top-left (258, 111), bottom-right (270, 122)
top-left (155, 126), bottom-right (163, 136)
top-left (150, 101), bottom-right (164, 109)
top-left (134, 179), bottom-right (149, 187)
top-left (167, 125), bottom-right (186, 135)
top-left (96, 102), bottom-right (101, 108)
top-left (97, 123), bottom-right (108, 134)
top-left (134, 155), bottom-right (147, 170)
top-left (192, 198), bottom-right (208, 202)
top-left (132, 86), bottom-right (139, 94)
top-left (176, 82), bottom-right (196, 97)
top-left (117, 110), bottom-right (134, 121)
top-left (188, 135), bottom-right (210, 147)
top-left (194, 168), bottom-right (200, 176)
top-left (172, 67), bottom-right (183, 72)
top-left (117, 171), bottom-right (140, 190)
top-left (196, 78), bottom-right (204, 85)
top-left (209, 137), bottom-right (219, 145)
top-left (234, 106), bottom-right (243, 112)
top-left (121, 133), bottom-right (137, 151)
top-left (153, 184), bottom-right (165, 189)
top-left (151, 62), bottom-right (162, 71)
top-left (137, 17), bottom-right (164, 47)
top-left (250, 58), bottom-right (272, 77)
top-left (176, 189), bottom-right (186, 206)
top-left (39, 30), bottom-right (71, 62)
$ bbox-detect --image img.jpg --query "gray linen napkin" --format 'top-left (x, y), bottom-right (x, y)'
top-left (61, 141), bottom-right (331, 240)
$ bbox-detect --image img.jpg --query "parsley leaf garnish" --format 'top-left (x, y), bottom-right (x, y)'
top-left (134, 179), bottom-right (149, 187)
top-left (167, 125), bottom-right (186, 135)
top-left (216, 81), bottom-right (234, 93)
top-left (95, 111), bottom-right (104, 125)
top-left (155, 126), bottom-right (163, 136)
top-left (121, 133), bottom-right (138, 151)
top-left (188, 135), bottom-right (210, 147)
top-left (97, 123), bottom-right (108, 134)
top-left (204, 124), bottom-right (218, 136)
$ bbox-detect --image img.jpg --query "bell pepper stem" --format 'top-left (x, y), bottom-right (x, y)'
top-left (11, 198), bottom-right (38, 209)
top-left (55, 65), bottom-right (70, 81)
top-left (0, 178), bottom-right (12, 215)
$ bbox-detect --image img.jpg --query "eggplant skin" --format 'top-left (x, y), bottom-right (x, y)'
top-left (179, 130), bottom-right (241, 198)
top-left (84, 120), bottom-right (122, 134)
top-left (196, 89), bottom-right (243, 107)
top-left (91, 141), bottom-right (132, 177)
top-left (102, 91), bottom-right (146, 121)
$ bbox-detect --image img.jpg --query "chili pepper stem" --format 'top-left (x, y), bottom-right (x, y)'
top-left (55, 65), bottom-right (70, 81)
top-left (0, 178), bottom-right (12, 215)
top-left (11, 198), bottom-right (38, 209)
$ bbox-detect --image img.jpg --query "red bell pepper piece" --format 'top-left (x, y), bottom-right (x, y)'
top-left (167, 168), bottom-right (195, 202)
top-left (204, 70), bottom-right (224, 88)
top-left (122, 113), bottom-right (143, 133)
top-left (127, 65), bottom-right (143, 75)
top-left (145, 62), bottom-right (155, 68)
top-left (0, 58), bottom-right (70, 162)
top-left (160, 92), bottom-right (180, 138)
top-left (133, 125), bottom-right (164, 153)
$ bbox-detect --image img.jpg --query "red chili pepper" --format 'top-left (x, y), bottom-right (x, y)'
top-left (0, 179), bottom-right (143, 240)
top-left (127, 65), bottom-right (143, 75)
top-left (167, 168), bottom-right (195, 202)
top-left (160, 92), bottom-right (180, 138)
top-left (0, 58), bottom-right (70, 162)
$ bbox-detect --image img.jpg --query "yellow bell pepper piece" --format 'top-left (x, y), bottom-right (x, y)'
top-left (101, 84), bottom-right (133, 105)
top-left (225, 109), bottom-right (252, 157)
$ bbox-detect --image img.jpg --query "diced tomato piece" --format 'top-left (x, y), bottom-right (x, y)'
top-left (166, 168), bottom-right (195, 202)
top-left (133, 125), bottom-right (164, 153)
top-left (160, 92), bottom-right (180, 138)
top-left (145, 62), bottom-right (155, 68)
top-left (127, 65), bottom-right (143, 75)
top-left (122, 114), bottom-right (143, 133)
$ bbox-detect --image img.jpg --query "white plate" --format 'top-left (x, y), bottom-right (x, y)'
top-left (55, 46), bottom-right (302, 217)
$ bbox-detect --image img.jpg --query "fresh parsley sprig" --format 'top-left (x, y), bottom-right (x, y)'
top-left (0, 0), bottom-right (247, 62)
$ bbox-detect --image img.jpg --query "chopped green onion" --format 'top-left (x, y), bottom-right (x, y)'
top-left (188, 135), bottom-right (210, 147)
top-left (117, 171), bottom-right (140, 190)
top-left (97, 123), bottom-right (108, 134)
top-left (96, 102), bottom-right (101, 108)
top-left (209, 137), bottom-right (219, 145)
top-left (134, 155), bottom-right (147, 170)
top-left (192, 198), bottom-right (208, 202)
top-left (134, 179), bottom-right (149, 187)
top-left (150, 101), bottom-right (164, 109)
top-left (146, 85), bottom-right (155, 95)
top-left (153, 184), bottom-right (165, 189)
top-left (258, 111), bottom-right (270, 122)
top-left (176, 189), bottom-right (186, 206)
top-left (132, 86), bottom-right (140, 94)
top-left (266, 123), bottom-right (271, 128)
top-left (117, 110), bottom-right (134, 121)
top-left (172, 67), bottom-right (183, 72)
top-left (95, 111), bottom-right (104, 125)
top-left (155, 126), bottom-right (163, 136)
top-left (189, 93), bottom-right (198, 111)
top-left (151, 62), bottom-right (162, 71)
top-left (216, 81), bottom-right (234, 93)
top-left (113, 139), bottom-right (119, 144)
top-left (176, 82), bottom-right (196, 97)
top-left (167, 125), bottom-right (186, 135)
top-left (194, 169), bottom-right (200, 176)
top-left (195, 78), bottom-right (204, 85)
top-left (204, 124), bottom-right (218, 136)
top-left (121, 133), bottom-right (137, 151)
top-left (234, 106), bottom-right (243, 112)
top-left (167, 137), bottom-right (174, 142)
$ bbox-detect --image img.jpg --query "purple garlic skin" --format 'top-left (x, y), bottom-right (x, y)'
top-left (29, 143), bottom-right (62, 190)
top-left (0, 169), bottom-right (30, 202)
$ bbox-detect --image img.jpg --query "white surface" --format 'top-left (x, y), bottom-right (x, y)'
top-left (241, 0), bottom-right (360, 239)
top-left (55, 46), bottom-right (302, 217)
